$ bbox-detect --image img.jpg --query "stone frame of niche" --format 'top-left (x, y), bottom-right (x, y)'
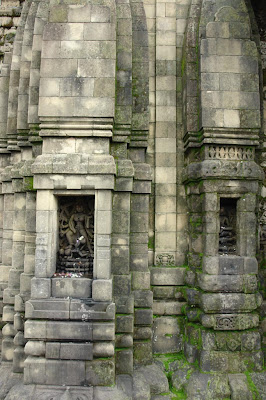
top-left (35, 189), bottom-right (112, 302)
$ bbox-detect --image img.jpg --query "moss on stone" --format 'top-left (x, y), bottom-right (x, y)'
top-left (23, 176), bottom-right (34, 191)
top-left (245, 372), bottom-right (261, 399)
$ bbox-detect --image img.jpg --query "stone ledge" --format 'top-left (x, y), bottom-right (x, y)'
top-left (25, 299), bottom-right (115, 320)
top-left (32, 154), bottom-right (116, 175)
top-left (25, 320), bottom-right (115, 341)
top-left (184, 160), bottom-right (264, 181)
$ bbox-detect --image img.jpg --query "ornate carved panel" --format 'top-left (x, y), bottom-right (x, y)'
top-left (156, 253), bottom-right (175, 266)
top-left (207, 146), bottom-right (254, 161)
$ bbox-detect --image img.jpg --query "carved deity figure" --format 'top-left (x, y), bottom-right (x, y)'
top-left (65, 203), bottom-right (92, 254)
top-left (57, 198), bottom-right (94, 275)
top-left (219, 204), bottom-right (236, 254)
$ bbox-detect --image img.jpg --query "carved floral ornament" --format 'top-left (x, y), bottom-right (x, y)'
top-left (208, 146), bottom-right (254, 161)
top-left (215, 315), bottom-right (257, 330)
top-left (156, 253), bottom-right (175, 266)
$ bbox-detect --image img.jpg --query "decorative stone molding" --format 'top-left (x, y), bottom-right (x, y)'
top-left (155, 253), bottom-right (175, 267)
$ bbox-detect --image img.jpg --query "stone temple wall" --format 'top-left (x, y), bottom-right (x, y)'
top-left (0, 0), bottom-right (264, 399)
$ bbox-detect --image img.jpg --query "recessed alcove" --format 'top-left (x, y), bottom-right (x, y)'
top-left (56, 195), bottom-right (94, 278)
top-left (219, 198), bottom-right (237, 255)
top-left (50, 195), bottom-right (95, 298)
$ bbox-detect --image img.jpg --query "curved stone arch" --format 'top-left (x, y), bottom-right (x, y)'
top-left (0, 53), bottom-right (12, 153)
top-left (17, 0), bottom-right (39, 144)
top-left (28, 0), bottom-right (49, 148)
top-left (129, 0), bottom-right (149, 149)
top-left (6, 0), bottom-right (32, 152)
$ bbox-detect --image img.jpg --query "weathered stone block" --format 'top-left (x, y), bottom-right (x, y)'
top-left (25, 299), bottom-right (70, 320)
top-left (116, 350), bottom-right (133, 375)
top-left (24, 357), bottom-right (86, 386)
top-left (2, 305), bottom-right (15, 322)
top-left (132, 372), bottom-right (150, 400)
top-left (131, 212), bottom-right (149, 233)
top-left (134, 290), bottom-right (153, 307)
top-left (115, 334), bottom-right (133, 348)
top-left (112, 211), bottom-right (130, 234)
top-left (151, 267), bottom-right (185, 286)
top-left (92, 279), bottom-right (112, 302)
top-left (200, 293), bottom-right (260, 313)
top-left (153, 317), bottom-right (183, 354)
top-left (200, 350), bottom-right (263, 373)
top-left (51, 277), bottom-right (92, 298)
top-left (115, 295), bottom-right (134, 314)
top-left (24, 341), bottom-right (46, 356)
top-left (134, 327), bottom-right (152, 340)
top-left (133, 342), bottom-right (153, 365)
top-left (186, 373), bottom-right (230, 400)
top-left (111, 246), bottom-right (130, 275)
top-left (93, 322), bottom-right (115, 341)
top-left (152, 286), bottom-right (183, 300)
top-left (85, 359), bottom-right (115, 386)
top-left (135, 309), bottom-right (153, 325)
top-left (116, 315), bottom-right (134, 333)
top-left (132, 272), bottom-right (150, 290)
top-left (130, 253), bottom-right (149, 272)
top-left (46, 342), bottom-right (93, 360)
top-left (113, 275), bottom-right (131, 297)
top-left (197, 274), bottom-right (257, 293)
top-left (153, 301), bottom-right (185, 315)
top-left (93, 342), bottom-right (114, 357)
top-left (228, 374), bottom-right (253, 400)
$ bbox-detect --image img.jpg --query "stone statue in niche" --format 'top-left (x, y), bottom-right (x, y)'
top-left (57, 197), bottom-right (94, 277)
top-left (219, 199), bottom-right (237, 254)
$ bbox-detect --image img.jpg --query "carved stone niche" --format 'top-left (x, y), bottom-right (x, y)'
top-left (219, 198), bottom-right (237, 255)
top-left (51, 196), bottom-right (95, 298)
top-left (56, 196), bottom-right (94, 277)
top-left (33, 188), bottom-right (113, 301)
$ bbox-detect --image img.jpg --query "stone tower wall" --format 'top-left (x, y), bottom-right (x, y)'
top-left (0, 0), bottom-right (264, 398)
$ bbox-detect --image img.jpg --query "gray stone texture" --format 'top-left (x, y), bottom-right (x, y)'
top-left (0, 0), bottom-right (264, 397)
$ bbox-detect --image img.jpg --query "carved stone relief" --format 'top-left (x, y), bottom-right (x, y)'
top-left (259, 199), bottom-right (266, 252)
top-left (207, 146), bottom-right (254, 161)
top-left (57, 197), bottom-right (94, 278)
top-left (219, 199), bottom-right (237, 255)
top-left (156, 253), bottom-right (175, 266)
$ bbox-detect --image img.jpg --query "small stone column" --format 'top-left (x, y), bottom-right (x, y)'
top-left (112, 160), bottom-right (134, 376)
top-left (130, 161), bottom-right (153, 366)
top-left (13, 187), bottom-right (36, 372)
top-left (1, 168), bottom-right (15, 362)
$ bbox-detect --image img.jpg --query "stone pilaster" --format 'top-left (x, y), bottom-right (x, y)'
top-left (112, 161), bottom-right (134, 375)
top-left (129, 161), bottom-right (153, 366)
top-left (1, 168), bottom-right (14, 362)
top-left (13, 166), bottom-right (36, 372)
